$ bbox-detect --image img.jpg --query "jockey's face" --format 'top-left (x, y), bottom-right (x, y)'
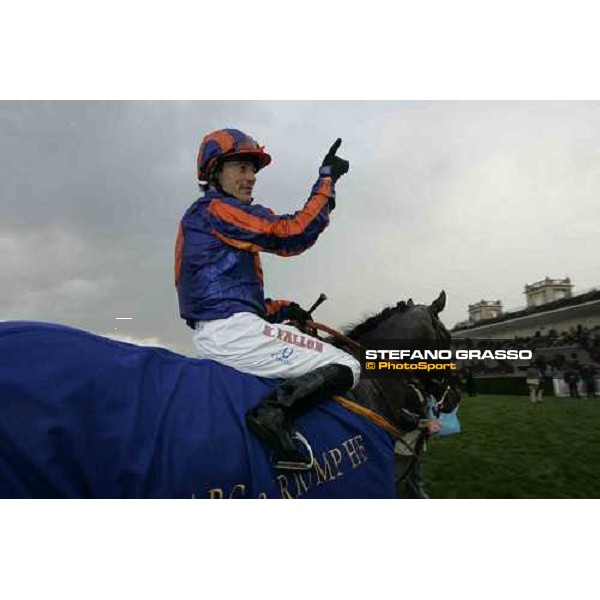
top-left (217, 158), bottom-right (257, 203)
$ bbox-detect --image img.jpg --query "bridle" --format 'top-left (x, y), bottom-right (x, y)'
top-left (421, 307), bottom-right (458, 415)
top-left (304, 308), bottom-right (459, 486)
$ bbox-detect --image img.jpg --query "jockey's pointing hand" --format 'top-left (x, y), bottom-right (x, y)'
top-left (320, 138), bottom-right (350, 183)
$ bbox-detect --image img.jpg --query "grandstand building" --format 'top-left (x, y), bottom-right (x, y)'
top-left (468, 300), bottom-right (503, 323)
top-left (525, 276), bottom-right (573, 308)
top-left (451, 278), bottom-right (600, 397)
top-left (452, 279), bottom-right (600, 340)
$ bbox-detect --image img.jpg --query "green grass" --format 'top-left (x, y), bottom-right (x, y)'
top-left (423, 394), bottom-right (600, 498)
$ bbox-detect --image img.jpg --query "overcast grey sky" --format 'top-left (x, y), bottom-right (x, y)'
top-left (2, 101), bottom-right (599, 355)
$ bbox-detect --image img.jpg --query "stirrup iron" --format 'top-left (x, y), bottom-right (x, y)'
top-left (272, 432), bottom-right (315, 471)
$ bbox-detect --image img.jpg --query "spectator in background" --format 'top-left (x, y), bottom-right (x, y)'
top-left (526, 364), bottom-right (543, 404)
top-left (563, 369), bottom-right (581, 398)
top-left (465, 367), bottom-right (477, 397)
top-left (535, 356), bottom-right (547, 375)
top-left (581, 366), bottom-right (597, 398)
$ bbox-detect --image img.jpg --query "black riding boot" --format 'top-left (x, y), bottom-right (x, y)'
top-left (246, 364), bottom-right (354, 470)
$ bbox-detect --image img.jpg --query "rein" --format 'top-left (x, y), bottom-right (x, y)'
top-left (305, 320), bottom-right (362, 354)
top-left (331, 396), bottom-right (405, 440)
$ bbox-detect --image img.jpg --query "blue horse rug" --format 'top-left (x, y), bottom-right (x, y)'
top-left (0, 321), bottom-right (396, 498)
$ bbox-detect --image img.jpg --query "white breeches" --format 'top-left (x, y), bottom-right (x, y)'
top-left (192, 312), bottom-right (361, 387)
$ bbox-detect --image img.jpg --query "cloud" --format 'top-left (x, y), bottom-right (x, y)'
top-left (1, 101), bottom-right (599, 346)
top-left (0, 227), bottom-right (117, 321)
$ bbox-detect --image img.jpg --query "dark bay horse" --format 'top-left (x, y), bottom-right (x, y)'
top-left (0, 291), bottom-right (456, 498)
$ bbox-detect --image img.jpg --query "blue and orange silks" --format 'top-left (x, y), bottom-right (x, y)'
top-left (0, 321), bottom-right (396, 498)
top-left (175, 177), bottom-right (334, 324)
top-left (264, 298), bottom-right (293, 323)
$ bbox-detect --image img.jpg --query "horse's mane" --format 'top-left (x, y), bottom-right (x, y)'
top-left (343, 300), bottom-right (412, 341)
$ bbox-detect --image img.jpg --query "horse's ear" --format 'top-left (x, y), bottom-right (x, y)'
top-left (396, 300), bottom-right (407, 311)
top-left (407, 298), bottom-right (414, 308)
top-left (430, 290), bottom-right (446, 315)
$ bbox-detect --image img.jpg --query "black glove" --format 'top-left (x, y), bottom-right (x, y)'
top-left (319, 138), bottom-right (349, 183)
top-left (287, 302), bottom-right (311, 326)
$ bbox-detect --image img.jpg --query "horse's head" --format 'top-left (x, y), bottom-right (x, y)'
top-left (349, 290), bottom-right (460, 414)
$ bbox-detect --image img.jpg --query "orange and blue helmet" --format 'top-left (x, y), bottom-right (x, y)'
top-left (197, 128), bottom-right (272, 181)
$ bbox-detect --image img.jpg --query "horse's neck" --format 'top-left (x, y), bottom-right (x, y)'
top-left (337, 339), bottom-right (397, 422)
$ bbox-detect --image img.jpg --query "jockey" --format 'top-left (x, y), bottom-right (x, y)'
top-left (175, 128), bottom-right (361, 469)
